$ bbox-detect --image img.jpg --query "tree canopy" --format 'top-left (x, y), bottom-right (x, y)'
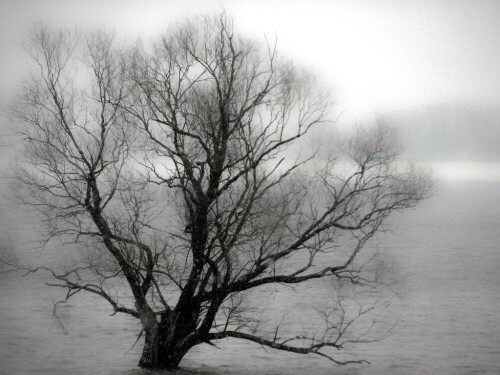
top-left (11, 14), bottom-right (432, 369)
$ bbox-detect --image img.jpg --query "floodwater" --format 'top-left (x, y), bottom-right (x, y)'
top-left (1, 181), bottom-right (500, 374)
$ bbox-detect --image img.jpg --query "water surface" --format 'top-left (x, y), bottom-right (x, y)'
top-left (1, 181), bottom-right (499, 374)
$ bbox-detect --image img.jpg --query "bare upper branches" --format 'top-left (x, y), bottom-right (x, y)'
top-left (13, 25), bottom-right (164, 317)
top-left (12, 14), bottom-right (433, 367)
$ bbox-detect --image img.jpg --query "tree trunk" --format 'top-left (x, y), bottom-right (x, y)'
top-left (138, 333), bottom-right (179, 369)
top-left (138, 328), bottom-right (191, 369)
top-left (138, 310), bottom-right (199, 370)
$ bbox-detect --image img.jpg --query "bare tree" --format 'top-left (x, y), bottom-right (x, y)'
top-left (11, 15), bottom-right (432, 370)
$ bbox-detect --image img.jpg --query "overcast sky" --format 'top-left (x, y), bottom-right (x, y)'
top-left (1, 0), bottom-right (500, 179)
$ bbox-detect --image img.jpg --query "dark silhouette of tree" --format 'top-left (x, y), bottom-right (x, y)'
top-left (11, 15), bottom-right (432, 370)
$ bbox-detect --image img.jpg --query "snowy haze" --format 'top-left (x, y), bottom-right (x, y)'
top-left (2, 0), bottom-right (500, 180)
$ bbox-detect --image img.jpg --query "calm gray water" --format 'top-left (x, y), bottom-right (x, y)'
top-left (1, 181), bottom-right (499, 374)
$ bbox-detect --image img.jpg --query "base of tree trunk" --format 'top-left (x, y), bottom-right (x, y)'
top-left (138, 328), bottom-right (189, 370)
top-left (138, 352), bottom-right (184, 370)
top-left (138, 360), bottom-right (181, 370)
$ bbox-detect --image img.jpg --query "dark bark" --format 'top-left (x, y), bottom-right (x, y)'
top-left (139, 330), bottom-right (187, 370)
top-left (138, 308), bottom-right (200, 369)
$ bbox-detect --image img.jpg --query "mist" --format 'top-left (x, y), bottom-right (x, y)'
top-left (3, 1), bottom-right (500, 179)
top-left (1, 1), bottom-right (500, 374)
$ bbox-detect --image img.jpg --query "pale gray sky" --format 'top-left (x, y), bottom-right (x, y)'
top-left (1, 0), bottom-right (500, 178)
